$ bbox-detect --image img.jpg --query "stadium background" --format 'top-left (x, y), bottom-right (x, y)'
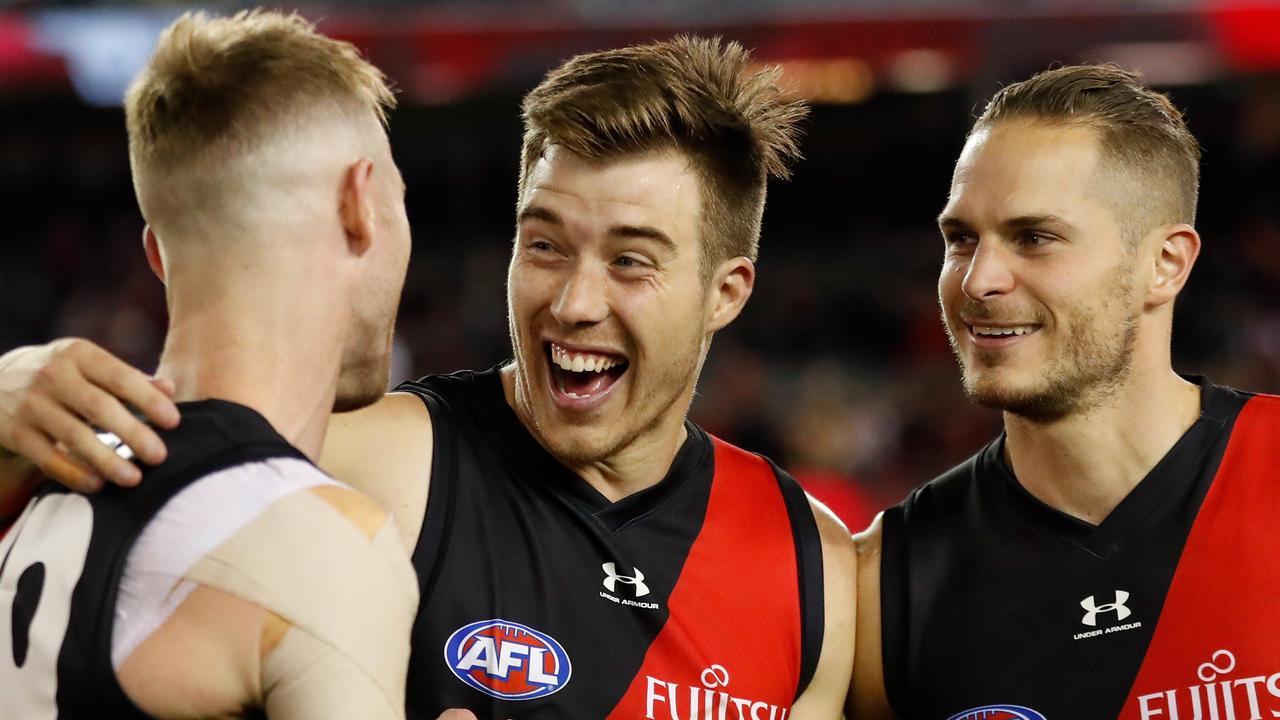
top-left (2, 0), bottom-right (1277, 530)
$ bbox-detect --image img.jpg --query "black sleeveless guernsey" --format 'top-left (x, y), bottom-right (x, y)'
top-left (396, 368), bottom-right (825, 720)
top-left (880, 381), bottom-right (1280, 720)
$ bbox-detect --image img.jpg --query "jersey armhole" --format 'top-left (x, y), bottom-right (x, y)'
top-left (769, 461), bottom-right (825, 701)
top-left (398, 386), bottom-right (454, 599)
top-left (878, 503), bottom-right (910, 716)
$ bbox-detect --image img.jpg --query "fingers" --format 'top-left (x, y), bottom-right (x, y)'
top-left (0, 339), bottom-right (174, 490)
top-left (28, 394), bottom-right (139, 486)
top-left (7, 425), bottom-right (102, 493)
top-left (151, 376), bottom-right (177, 398)
top-left (75, 382), bottom-right (168, 467)
top-left (78, 344), bottom-right (180, 430)
top-left (435, 711), bottom-right (480, 720)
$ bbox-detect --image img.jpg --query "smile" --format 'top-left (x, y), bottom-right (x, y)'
top-left (544, 341), bottom-right (630, 409)
top-left (966, 323), bottom-right (1042, 347)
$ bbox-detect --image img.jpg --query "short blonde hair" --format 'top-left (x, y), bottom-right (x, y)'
top-left (975, 64), bottom-right (1200, 238)
top-left (520, 36), bottom-right (807, 277)
top-left (125, 9), bottom-right (395, 225)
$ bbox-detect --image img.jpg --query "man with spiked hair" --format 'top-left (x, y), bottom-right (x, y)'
top-left (0, 33), bottom-right (856, 718)
top-left (850, 64), bottom-right (1280, 719)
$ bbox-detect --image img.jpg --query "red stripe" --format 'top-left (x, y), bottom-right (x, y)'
top-left (1118, 394), bottom-right (1280, 717)
top-left (607, 437), bottom-right (801, 719)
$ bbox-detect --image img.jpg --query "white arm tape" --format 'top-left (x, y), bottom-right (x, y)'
top-left (183, 489), bottom-right (418, 719)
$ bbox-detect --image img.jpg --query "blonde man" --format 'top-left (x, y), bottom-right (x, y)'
top-left (0, 36), bottom-right (856, 717)
top-left (0, 11), bottom-right (416, 719)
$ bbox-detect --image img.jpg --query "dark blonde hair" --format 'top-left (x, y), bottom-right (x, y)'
top-left (976, 64), bottom-right (1200, 237)
top-left (126, 10), bottom-right (395, 223)
top-left (519, 36), bottom-right (807, 277)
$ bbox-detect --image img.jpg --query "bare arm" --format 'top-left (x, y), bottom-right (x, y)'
top-left (846, 514), bottom-right (894, 719)
top-left (790, 498), bottom-right (858, 719)
top-left (0, 340), bottom-right (177, 491)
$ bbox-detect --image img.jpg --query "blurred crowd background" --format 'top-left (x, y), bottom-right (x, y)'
top-left (2, 0), bottom-right (1278, 529)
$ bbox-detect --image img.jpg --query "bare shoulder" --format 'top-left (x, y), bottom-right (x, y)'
top-left (321, 391), bottom-right (433, 550)
top-left (324, 391), bottom-right (433, 460)
top-left (853, 512), bottom-right (884, 563)
top-left (848, 512), bottom-right (894, 719)
top-left (790, 495), bottom-right (857, 718)
top-left (809, 495), bottom-right (858, 579)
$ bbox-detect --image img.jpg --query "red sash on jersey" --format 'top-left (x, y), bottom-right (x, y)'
top-left (1119, 395), bottom-right (1280, 719)
top-left (606, 438), bottom-right (802, 720)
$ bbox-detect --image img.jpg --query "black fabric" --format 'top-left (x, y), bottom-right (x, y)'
top-left (397, 367), bottom-right (821, 719)
top-left (0, 400), bottom-right (304, 719)
top-left (879, 381), bottom-right (1250, 719)
top-left (400, 368), bottom-right (713, 719)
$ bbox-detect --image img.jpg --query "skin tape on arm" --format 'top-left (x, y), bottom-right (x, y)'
top-left (183, 490), bottom-right (418, 720)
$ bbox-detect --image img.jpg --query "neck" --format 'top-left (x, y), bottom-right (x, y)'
top-left (1003, 366), bottom-right (1201, 525)
top-left (499, 364), bottom-right (692, 502)
top-left (155, 265), bottom-right (345, 460)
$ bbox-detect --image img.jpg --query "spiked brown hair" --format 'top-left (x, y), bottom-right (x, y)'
top-left (975, 63), bottom-right (1201, 238)
top-left (519, 36), bottom-right (807, 277)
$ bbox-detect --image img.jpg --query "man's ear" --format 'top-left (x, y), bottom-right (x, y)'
top-left (339, 158), bottom-right (377, 257)
top-left (1146, 223), bottom-right (1200, 309)
top-left (142, 225), bottom-right (165, 283)
top-left (705, 256), bottom-right (755, 333)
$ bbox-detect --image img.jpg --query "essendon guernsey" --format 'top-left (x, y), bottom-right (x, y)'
top-left (880, 380), bottom-right (1280, 720)
top-left (396, 368), bottom-right (824, 719)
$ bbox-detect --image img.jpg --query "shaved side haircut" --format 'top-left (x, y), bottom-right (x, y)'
top-left (974, 64), bottom-right (1201, 241)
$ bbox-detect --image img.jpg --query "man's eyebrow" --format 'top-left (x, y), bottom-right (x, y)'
top-left (607, 224), bottom-right (677, 252)
top-left (517, 205), bottom-right (561, 225)
top-left (1003, 214), bottom-right (1078, 233)
top-left (936, 214), bottom-right (1079, 232)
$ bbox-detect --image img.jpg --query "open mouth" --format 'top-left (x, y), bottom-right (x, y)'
top-left (545, 341), bottom-right (629, 404)
top-left (967, 323), bottom-right (1043, 345)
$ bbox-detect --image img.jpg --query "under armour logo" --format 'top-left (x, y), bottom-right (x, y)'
top-left (602, 562), bottom-right (650, 597)
top-left (1080, 590), bottom-right (1131, 626)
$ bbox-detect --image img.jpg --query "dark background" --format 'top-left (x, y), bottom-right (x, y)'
top-left (2, 1), bottom-right (1278, 528)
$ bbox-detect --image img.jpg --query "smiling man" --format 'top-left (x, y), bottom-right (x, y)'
top-left (0, 36), bottom-right (856, 718)
top-left (849, 65), bottom-right (1280, 719)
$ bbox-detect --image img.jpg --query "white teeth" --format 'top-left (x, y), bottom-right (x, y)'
top-left (973, 325), bottom-right (1038, 337)
top-left (549, 343), bottom-right (623, 373)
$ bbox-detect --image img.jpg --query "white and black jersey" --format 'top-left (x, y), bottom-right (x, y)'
top-left (0, 400), bottom-right (310, 719)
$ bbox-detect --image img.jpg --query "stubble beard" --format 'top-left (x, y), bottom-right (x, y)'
top-left (334, 315), bottom-right (394, 413)
top-left (947, 264), bottom-right (1141, 423)
top-left (510, 321), bottom-right (704, 468)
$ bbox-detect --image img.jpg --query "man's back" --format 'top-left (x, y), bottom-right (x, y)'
top-left (0, 400), bottom-right (417, 719)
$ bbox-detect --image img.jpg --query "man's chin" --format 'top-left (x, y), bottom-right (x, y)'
top-left (964, 377), bottom-right (1075, 423)
top-left (333, 371), bottom-right (390, 413)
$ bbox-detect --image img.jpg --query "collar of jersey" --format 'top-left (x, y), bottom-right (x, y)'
top-left (985, 377), bottom-right (1235, 559)
top-left (475, 366), bottom-right (714, 532)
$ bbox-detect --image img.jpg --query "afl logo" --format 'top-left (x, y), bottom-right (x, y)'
top-left (946, 705), bottom-right (1046, 720)
top-left (444, 619), bottom-right (572, 700)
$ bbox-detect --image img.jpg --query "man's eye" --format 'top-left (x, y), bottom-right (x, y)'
top-left (614, 255), bottom-right (648, 269)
